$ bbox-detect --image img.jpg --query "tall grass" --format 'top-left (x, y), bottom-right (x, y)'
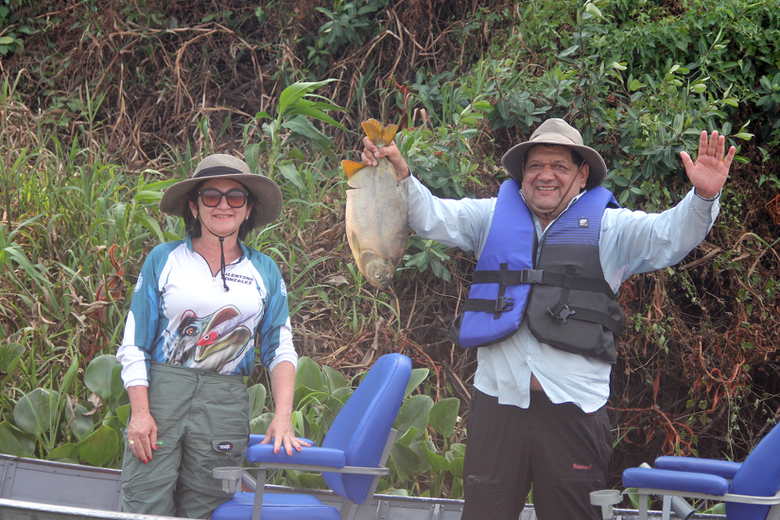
top-left (0, 75), bottom-right (405, 468)
top-left (1, 0), bottom-right (779, 499)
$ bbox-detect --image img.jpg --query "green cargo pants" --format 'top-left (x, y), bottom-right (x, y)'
top-left (121, 362), bottom-right (249, 519)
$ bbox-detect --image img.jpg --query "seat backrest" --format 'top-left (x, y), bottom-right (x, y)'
top-left (727, 423), bottom-right (780, 520)
top-left (321, 353), bottom-right (411, 504)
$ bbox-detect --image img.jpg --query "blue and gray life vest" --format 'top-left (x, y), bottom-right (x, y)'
top-left (450, 180), bottom-right (623, 363)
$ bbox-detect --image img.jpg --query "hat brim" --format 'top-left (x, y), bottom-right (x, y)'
top-left (501, 137), bottom-right (607, 190)
top-left (160, 173), bottom-right (283, 229)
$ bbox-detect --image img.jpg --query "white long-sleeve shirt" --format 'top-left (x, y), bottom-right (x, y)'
top-left (405, 175), bottom-right (720, 413)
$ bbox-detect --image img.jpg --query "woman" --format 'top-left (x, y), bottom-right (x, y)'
top-left (115, 154), bottom-right (307, 518)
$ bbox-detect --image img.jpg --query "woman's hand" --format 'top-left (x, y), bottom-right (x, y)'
top-left (127, 385), bottom-right (157, 463)
top-left (261, 414), bottom-right (310, 456)
top-left (260, 360), bottom-right (311, 455)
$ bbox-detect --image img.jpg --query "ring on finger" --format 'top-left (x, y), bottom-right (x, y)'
top-left (128, 440), bottom-right (135, 445)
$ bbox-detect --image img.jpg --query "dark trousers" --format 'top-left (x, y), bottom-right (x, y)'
top-left (461, 389), bottom-right (612, 520)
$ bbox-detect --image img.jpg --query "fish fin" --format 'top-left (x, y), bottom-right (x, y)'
top-left (361, 118), bottom-right (384, 145)
top-left (342, 160), bottom-right (366, 179)
top-left (382, 124), bottom-right (399, 145)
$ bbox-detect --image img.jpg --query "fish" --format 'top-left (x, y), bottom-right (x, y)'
top-left (341, 119), bottom-right (410, 289)
top-left (167, 305), bottom-right (253, 372)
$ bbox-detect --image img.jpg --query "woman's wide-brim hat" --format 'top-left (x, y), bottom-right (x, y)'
top-left (501, 118), bottom-right (607, 190)
top-left (160, 154), bottom-right (283, 229)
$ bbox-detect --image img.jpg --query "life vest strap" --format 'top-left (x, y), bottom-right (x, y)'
top-left (547, 304), bottom-right (623, 336)
top-left (471, 269), bottom-right (616, 299)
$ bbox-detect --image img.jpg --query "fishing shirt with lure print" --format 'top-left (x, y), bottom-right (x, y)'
top-left (116, 235), bottom-right (297, 388)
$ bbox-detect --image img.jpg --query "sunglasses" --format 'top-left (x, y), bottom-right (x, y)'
top-left (198, 188), bottom-right (249, 208)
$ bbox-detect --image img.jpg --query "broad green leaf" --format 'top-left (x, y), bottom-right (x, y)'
top-left (394, 394), bottom-right (433, 439)
top-left (703, 503), bottom-right (726, 514)
top-left (60, 355), bottom-right (80, 395)
top-left (409, 439), bottom-right (433, 473)
top-left (85, 354), bottom-right (120, 399)
top-left (449, 457), bottom-right (464, 479)
top-left (245, 143), bottom-right (260, 173)
top-left (112, 203), bottom-right (127, 241)
top-left (295, 357), bottom-right (323, 392)
top-left (298, 473), bottom-right (327, 490)
top-left (396, 426), bottom-right (418, 446)
top-left (422, 441), bottom-right (449, 472)
top-left (110, 364), bottom-right (129, 408)
top-left (137, 215), bottom-right (164, 243)
top-left (332, 387), bottom-right (353, 404)
top-left (292, 410), bottom-right (305, 438)
top-left (558, 44), bottom-right (579, 58)
top-left (322, 365), bottom-right (347, 392)
top-left (390, 441), bottom-right (419, 482)
top-left (248, 383), bottom-right (267, 421)
top-left (450, 442), bottom-right (466, 457)
top-left (64, 402), bottom-right (94, 441)
top-left (79, 425), bottom-right (119, 467)
top-left (46, 443), bottom-right (79, 464)
top-left (103, 415), bottom-right (122, 440)
top-left (4, 244), bottom-right (47, 287)
top-left (0, 421), bottom-right (35, 456)
top-left (690, 83), bottom-right (707, 94)
top-left (404, 368), bottom-right (429, 398)
top-left (278, 79), bottom-right (338, 117)
top-left (0, 342), bottom-right (24, 373)
top-left (429, 397), bottom-right (460, 438)
top-left (584, 2), bottom-right (604, 20)
top-left (282, 115), bottom-right (334, 152)
top-left (319, 394), bottom-right (343, 432)
top-left (629, 79), bottom-right (646, 91)
top-left (278, 162), bottom-right (305, 191)
top-left (293, 385), bottom-right (315, 409)
top-left (445, 447), bottom-right (463, 463)
top-left (282, 469), bottom-right (302, 488)
top-left (250, 412), bottom-right (274, 435)
top-left (116, 404), bottom-right (131, 427)
top-left (288, 102), bottom-right (347, 131)
top-left (286, 148), bottom-right (306, 161)
top-left (14, 388), bottom-right (61, 435)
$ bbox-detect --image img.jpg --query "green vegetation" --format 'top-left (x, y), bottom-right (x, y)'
top-left (0, 0), bottom-right (779, 499)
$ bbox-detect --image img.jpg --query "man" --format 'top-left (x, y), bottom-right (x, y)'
top-left (361, 118), bottom-right (735, 520)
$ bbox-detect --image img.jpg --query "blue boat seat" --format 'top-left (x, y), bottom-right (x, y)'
top-left (212, 353), bottom-right (412, 520)
top-left (618, 422), bottom-right (780, 520)
top-left (213, 492), bottom-right (339, 520)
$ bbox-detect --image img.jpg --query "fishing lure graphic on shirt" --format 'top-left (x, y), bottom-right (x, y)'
top-left (166, 305), bottom-right (253, 372)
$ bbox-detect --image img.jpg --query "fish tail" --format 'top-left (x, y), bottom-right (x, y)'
top-left (362, 118), bottom-right (399, 147)
top-left (342, 160), bottom-right (366, 179)
top-left (362, 118), bottom-right (384, 144)
top-left (382, 124), bottom-right (399, 145)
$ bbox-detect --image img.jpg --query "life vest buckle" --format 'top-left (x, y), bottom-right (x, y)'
top-left (519, 269), bottom-right (544, 284)
top-left (495, 296), bottom-right (514, 313)
top-left (548, 304), bottom-right (576, 324)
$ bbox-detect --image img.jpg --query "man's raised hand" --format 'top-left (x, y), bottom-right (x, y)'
top-left (681, 130), bottom-right (736, 199)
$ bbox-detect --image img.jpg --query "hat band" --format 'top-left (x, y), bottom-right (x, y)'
top-left (194, 166), bottom-right (246, 178)
top-left (530, 133), bottom-right (579, 146)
